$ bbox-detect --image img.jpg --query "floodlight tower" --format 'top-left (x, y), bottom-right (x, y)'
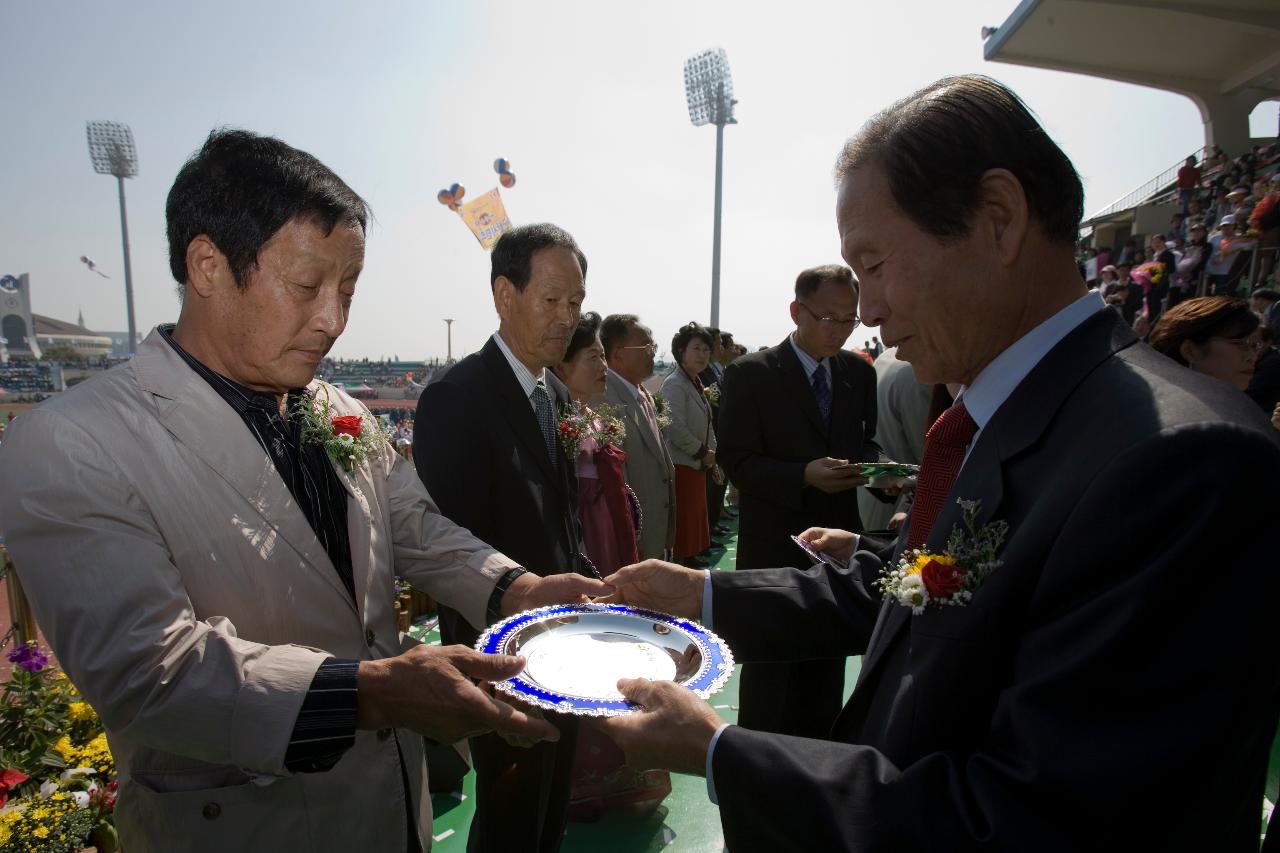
top-left (86, 121), bottom-right (139, 355)
top-left (443, 318), bottom-right (454, 361)
top-left (684, 48), bottom-right (737, 329)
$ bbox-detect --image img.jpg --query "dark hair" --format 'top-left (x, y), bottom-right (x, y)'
top-left (1148, 297), bottom-right (1259, 366)
top-left (563, 312), bottom-right (602, 363)
top-left (834, 75), bottom-right (1083, 245)
top-left (601, 313), bottom-right (642, 358)
top-left (671, 321), bottom-right (714, 367)
top-left (719, 331), bottom-right (734, 347)
top-left (166, 128), bottom-right (369, 292)
top-left (795, 264), bottom-right (856, 300)
top-left (490, 223), bottom-right (587, 291)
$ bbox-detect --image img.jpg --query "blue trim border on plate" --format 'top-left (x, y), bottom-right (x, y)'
top-left (474, 603), bottom-right (736, 716)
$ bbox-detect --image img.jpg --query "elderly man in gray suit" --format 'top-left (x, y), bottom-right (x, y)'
top-left (601, 314), bottom-right (676, 560)
top-left (0, 129), bottom-right (604, 853)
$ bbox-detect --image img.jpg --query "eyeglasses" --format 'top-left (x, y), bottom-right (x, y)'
top-left (619, 343), bottom-right (658, 355)
top-left (798, 302), bottom-right (860, 329)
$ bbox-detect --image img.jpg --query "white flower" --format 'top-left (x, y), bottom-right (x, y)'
top-left (39, 779), bottom-right (57, 799)
top-left (71, 790), bottom-right (91, 808)
top-left (336, 433), bottom-right (355, 446)
top-left (60, 767), bottom-right (96, 783)
top-left (897, 574), bottom-right (928, 610)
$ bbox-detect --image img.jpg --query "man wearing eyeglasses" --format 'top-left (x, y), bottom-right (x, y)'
top-left (716, 263), bottom-right (883, 738)
top-left (602, 314), bottom-right (677, 561)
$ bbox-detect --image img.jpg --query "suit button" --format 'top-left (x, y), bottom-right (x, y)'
top-left (202, 802), bottom-right (221, 820)
top-left (365, 629), bottom-right (376, 647)
top-left (377, 727), bottom-right (393, 741)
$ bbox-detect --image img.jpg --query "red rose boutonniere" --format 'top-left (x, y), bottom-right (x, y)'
top-left (876, 499), bottom-right (1008, 614)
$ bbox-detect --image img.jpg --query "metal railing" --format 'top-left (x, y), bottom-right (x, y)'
top-left (1087, 146), bottom-right (1212, 223)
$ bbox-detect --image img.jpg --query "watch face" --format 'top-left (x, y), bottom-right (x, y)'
top-left (1, 294), bottom-right (18, 311)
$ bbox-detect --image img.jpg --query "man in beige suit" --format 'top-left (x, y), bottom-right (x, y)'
top-left (0, 130), bottom-right (603, 852)
top-left (601, 314), bottom-right (676, 560)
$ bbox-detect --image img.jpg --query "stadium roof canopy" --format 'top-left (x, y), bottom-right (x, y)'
top-left (984, 0), bottom-right (1280, 155)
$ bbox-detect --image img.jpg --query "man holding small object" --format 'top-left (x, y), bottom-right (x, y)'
top-left (716, 263), bottom-right (883, 738)
top-left (594, 76), bottom-right (1279, 851)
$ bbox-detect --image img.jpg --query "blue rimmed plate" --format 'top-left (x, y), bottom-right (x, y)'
top-left (475, 603), bottom-right (735, 717)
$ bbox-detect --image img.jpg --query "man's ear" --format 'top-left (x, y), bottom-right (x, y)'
top-left (185, 235), bottom-right (226, 298)
top-left (493, 275), bottom-right (516, 324)
top-left (978, 168), bottom-right (1029, 267)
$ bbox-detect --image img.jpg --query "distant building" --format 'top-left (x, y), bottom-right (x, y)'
top-left (34, 315), bottom-right (114, 359)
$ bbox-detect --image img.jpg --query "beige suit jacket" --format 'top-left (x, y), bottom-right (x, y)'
top-left (603, 369), bottom-right (675, 559)
top-left (0, 330), bottom-right (518, 852)
top-left (659, 367), bottom-right (717, 469)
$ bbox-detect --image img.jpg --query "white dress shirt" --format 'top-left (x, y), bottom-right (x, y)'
top-left (492, 332), bottom-right (546, 411)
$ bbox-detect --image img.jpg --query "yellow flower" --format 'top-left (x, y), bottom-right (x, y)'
top-left (53, 735), bottom-right (75, 763)
top-left (0, 822), bottom-right (9, 845)
top-left (32, 824), bottom-right (49, 838)
top-left (67, 701), bottom-right (98, 724)
top-left (906, 553), bottom-right (956, 575)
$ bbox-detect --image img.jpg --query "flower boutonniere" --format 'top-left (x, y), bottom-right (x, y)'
top-left (651, 392), bottom-right (673, 430)
top-left (703, 383), bottom-right (721, 406)
top-left (292, 388), bottom-right (384, 473)
top-left (876, 499), bottom-right (1008, 615)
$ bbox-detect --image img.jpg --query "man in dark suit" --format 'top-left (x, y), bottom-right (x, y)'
top-left (595, 76), bottom-right (1280, 851)
top-left (414, 223), bottom-right (590, 852)
top-left (717, 264), bottom-right (882, 737)
top-left (699, 328), bottom-right (730, 543)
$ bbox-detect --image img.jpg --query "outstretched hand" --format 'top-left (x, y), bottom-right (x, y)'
top-left (588, 678), bottom-right (724, 776)
top-left (501, 571), bottom-right (615, 616)
top-left (357, 644), bottom-right (560, 745)
top-left (599, 559), bottom-right (704, 620)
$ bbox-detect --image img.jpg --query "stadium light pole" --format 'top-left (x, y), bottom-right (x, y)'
top-left (86, 121), bottom-right (139, 355)
top-left (684, 48), bottom-right (737, 329)
top-left (443, 318), bottom-right (454, 361)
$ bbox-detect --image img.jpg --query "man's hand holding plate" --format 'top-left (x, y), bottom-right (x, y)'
top-left (590, 678), bottom-right (723, 776)
top-left (357, 644), bottom-right (559, 744)
top-left (599, 559), bottom-right (704, 621)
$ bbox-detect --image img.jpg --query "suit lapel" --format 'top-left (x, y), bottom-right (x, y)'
top-left (775, 339), bottom-right (828, 439)
top-left (134, 335), bottom-right (357, 614)
top-left (852, 308), bottom-right (1136, 688)
top-left (480, 339), bottom-right (563, 493)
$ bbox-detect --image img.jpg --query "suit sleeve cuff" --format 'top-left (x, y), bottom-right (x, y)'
top-left (705, 722), bottom-right (732, 804)
top-left (283, 658), bottom-right (359, 774)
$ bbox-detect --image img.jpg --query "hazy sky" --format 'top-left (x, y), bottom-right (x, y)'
top-left (3, 1), bottom-right (1276, 360)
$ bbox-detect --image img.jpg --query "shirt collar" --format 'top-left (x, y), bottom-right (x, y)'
top-left (788, 333), bottom-right (830, 381)
top-left (158, 323), bottom-right (290, 417)
top-left (609, 367), bottom-right (646, 402)
top-left (959, 292), bottom-right (1104, 430)
top-left (492, 332), bottom-right (546, 398)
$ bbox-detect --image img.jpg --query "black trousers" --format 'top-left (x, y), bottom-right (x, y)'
top-left (465, 723), bottom-right (579, 853)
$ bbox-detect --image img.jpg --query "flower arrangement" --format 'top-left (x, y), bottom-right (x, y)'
top-left (557, 401), bottom-right (626, 459)
top-left (875, 499), bottom-right (1008, 615)
top-left (703, 384), bottom-right (721, 406)
top-left (1131, 261), bottom-right (1165, 291)
top-left (650, 393), bottom-right (672, 430)
top-left (291, 387), bottom-right (385, 473)
top-left (0, 644), bottom-right (118, 852)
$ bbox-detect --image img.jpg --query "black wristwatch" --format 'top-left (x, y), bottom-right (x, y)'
top-left (486, 567), bottom-right (529, 624)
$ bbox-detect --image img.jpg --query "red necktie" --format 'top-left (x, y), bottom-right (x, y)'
top-left (906, 401), bottom-right (980, 552)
